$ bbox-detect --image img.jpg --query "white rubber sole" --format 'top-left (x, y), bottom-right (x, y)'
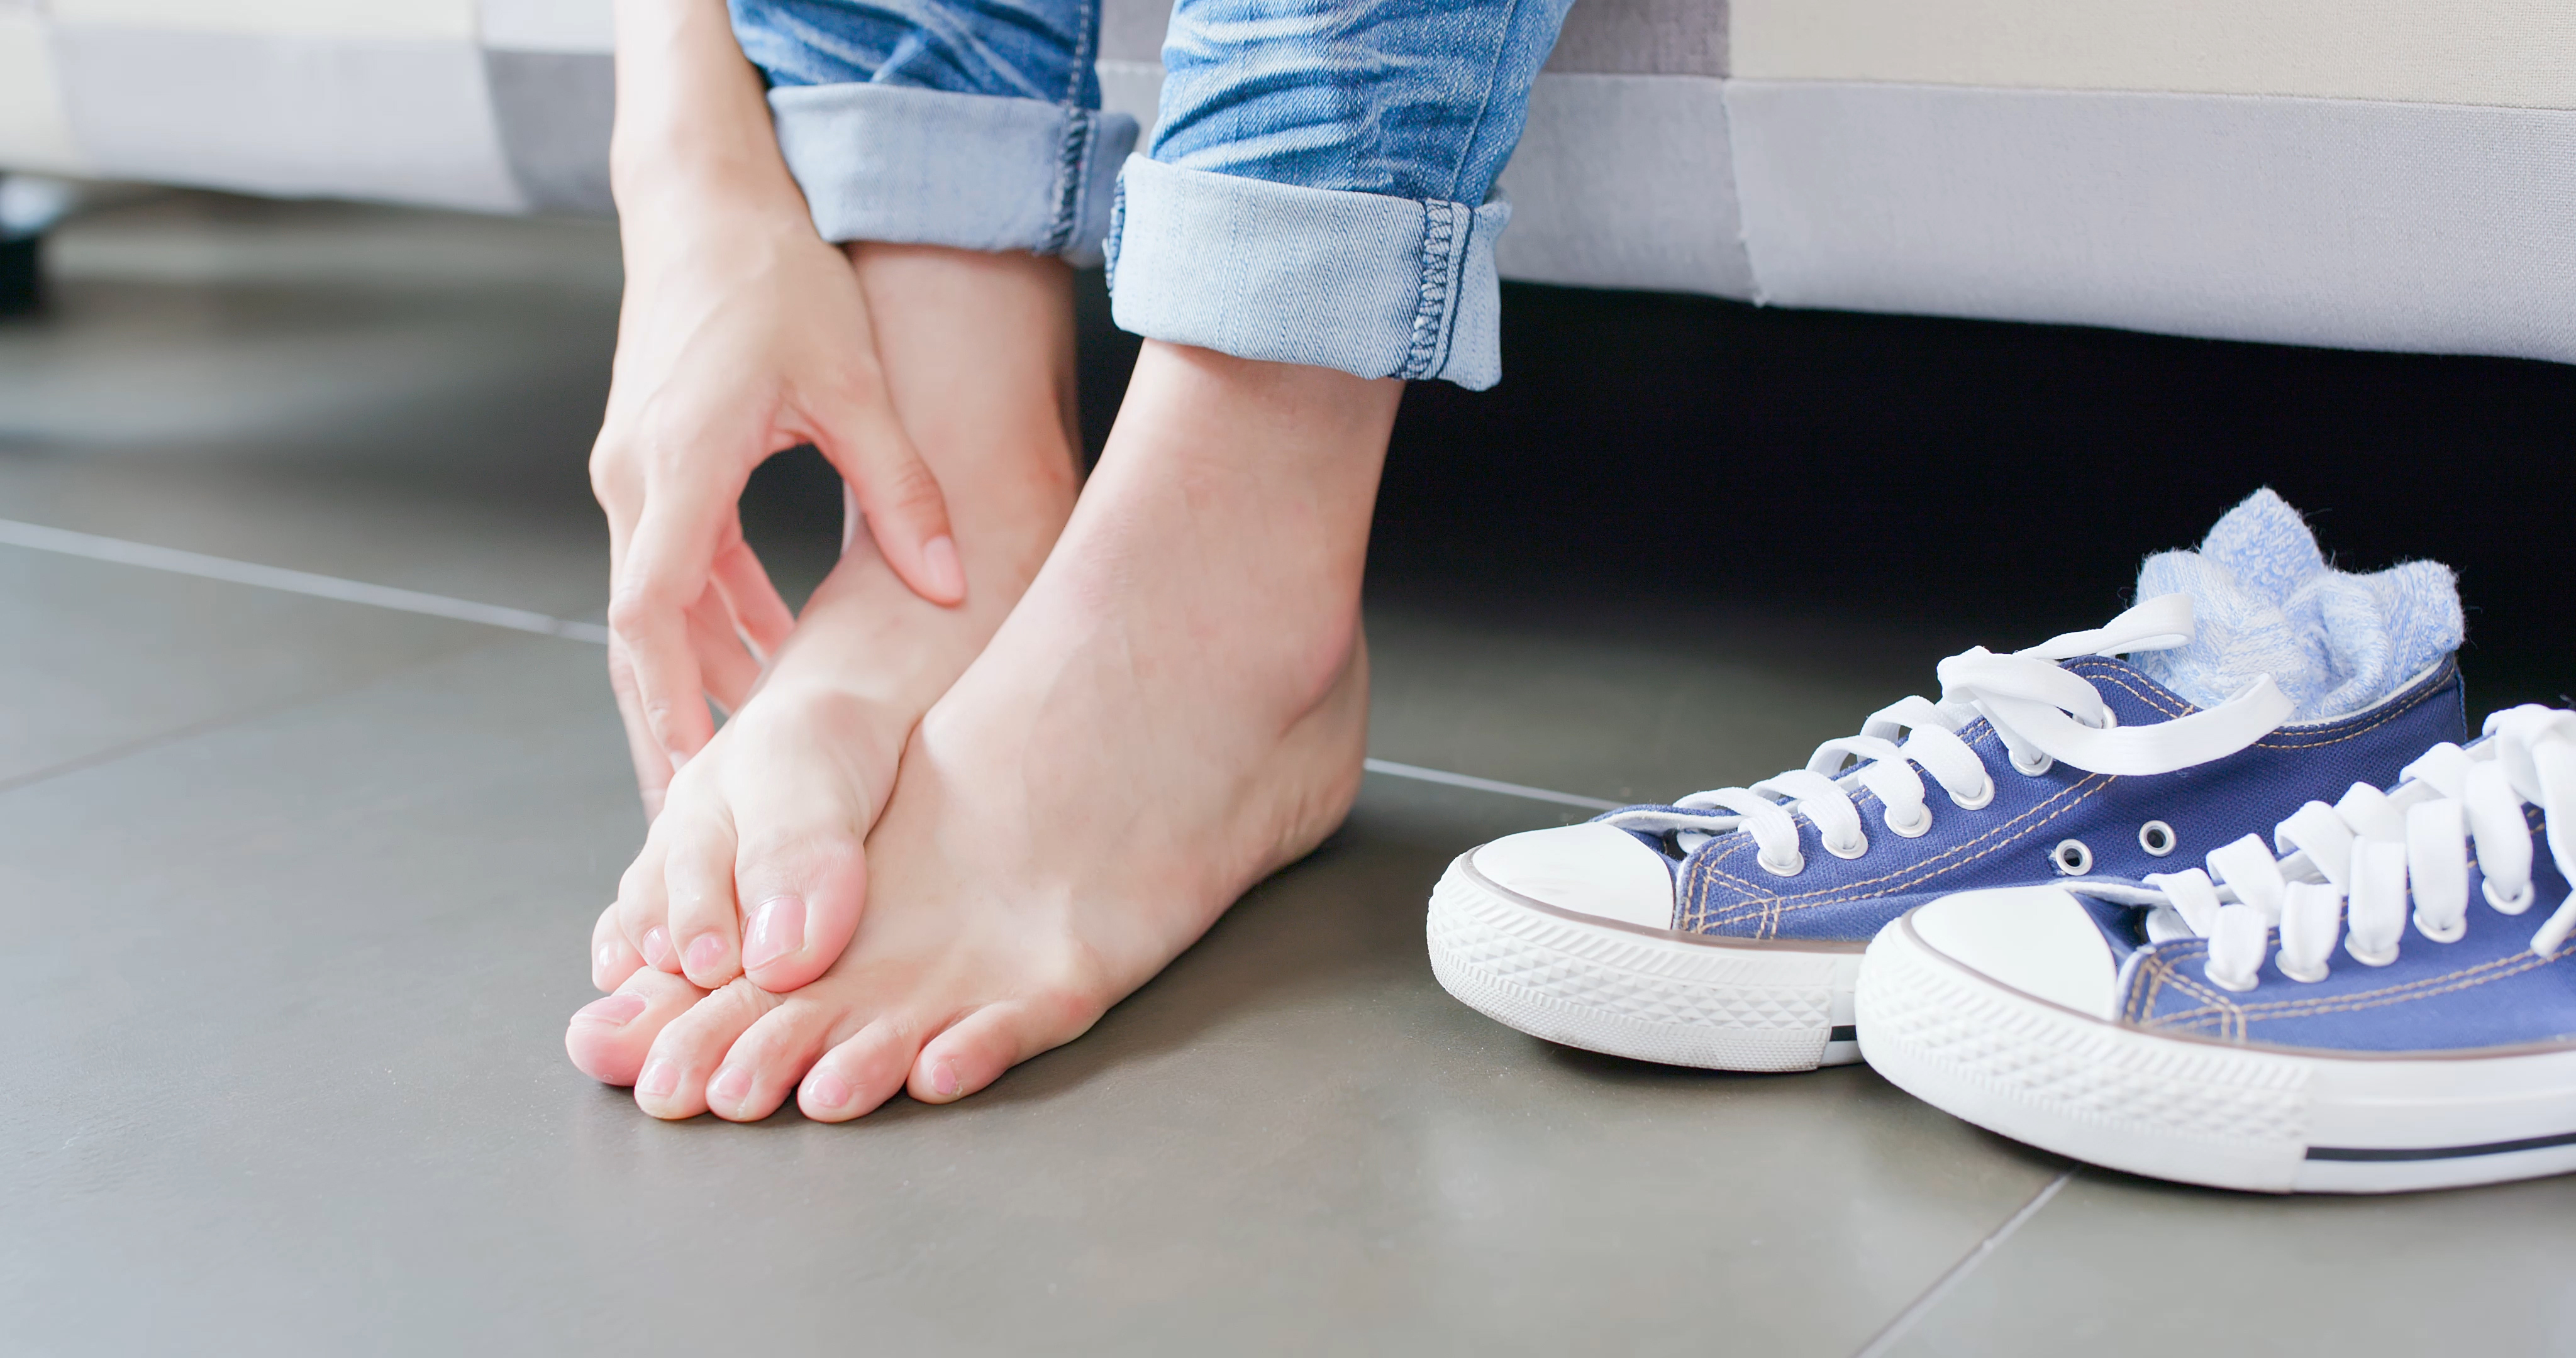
top-left (1858, 912), bottom-right (2576, 1193)
top-left (1424, 852), bottom-right (1864, 1072)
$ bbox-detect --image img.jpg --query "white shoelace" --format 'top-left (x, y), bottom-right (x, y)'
top-left (2138, 705), bottom-right (2576, 992)
top-left (1602, 595), bottom-right (2292, 877)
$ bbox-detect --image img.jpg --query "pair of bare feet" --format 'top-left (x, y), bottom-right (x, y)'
top-left (564, 244), bottom-right (1401, 1119)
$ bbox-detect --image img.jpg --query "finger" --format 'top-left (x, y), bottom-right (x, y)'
top-left (633, 977), bottom-right (782, 1120)
top-left (684, 582), bottom-right (764, 714)
top-left (799, 1015), bottom-right (921, 1122)
top-left (590, 902), bottom-right (646, 993)
top-left (907, 993), bottom-right (1102, 1105)
top-left (709, 531), bottom-right (796, 661)
top-left (610, 489), bottom-right (728, 766)
top-left (809, 390), bottom-right (965, 607)
top-left (565, 966), bottom-right (707, 1088)
top-left (605, 638), bottom-right (674, 818)
top-left (663, 804), bottom-right (746, 989)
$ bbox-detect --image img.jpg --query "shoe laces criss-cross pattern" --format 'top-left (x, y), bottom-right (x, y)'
top-left (1426, 595), bottom-right (2465, 1073)
top-left (1860, 706), bottom-right (2576, 1194)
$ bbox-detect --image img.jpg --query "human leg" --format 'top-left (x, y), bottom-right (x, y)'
top-left (608, 0), bottom-right (1576, 1117)
top-left (577, 0), bottom-right (1130, 1008)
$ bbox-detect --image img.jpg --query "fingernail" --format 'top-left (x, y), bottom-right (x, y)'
top-left (594, 943), bottom-right (620, 976)
top-left (709, 1065), bottom-right (753, 1107)
top-left (684, 932), bottom-right (727, 974)
top-left (641, 926), bottom-right (673, 969)
top-left (666, 747), bottom-right (691, 773)
top-left (741, 895), bottom-right (806, 971)
top-left (921, 534), bottom-right (965, 600)
top-left (931, 1060), bottom-right (962, 1099)
top-left (806, 1069), bottom-right (855, 1113)
top-left (638, 1059), bottom-right (679, 1099)
top-left (574, 994), bottom-right (647, 1026)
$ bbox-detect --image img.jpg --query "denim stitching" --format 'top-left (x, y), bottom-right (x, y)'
top-left (1036, 0), bottom-right (1099, 258)
top-left (1401, 202), bottom-right (1460, 380)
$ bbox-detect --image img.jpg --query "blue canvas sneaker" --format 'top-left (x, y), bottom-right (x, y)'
top-left (1427, 491), bottom-right (2465, 1072)
top-left (1860, 705), bottom-right (2576, 1193)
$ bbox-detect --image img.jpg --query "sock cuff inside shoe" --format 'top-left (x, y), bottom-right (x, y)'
top-left (2129, 487), bottom-right (2462, 722)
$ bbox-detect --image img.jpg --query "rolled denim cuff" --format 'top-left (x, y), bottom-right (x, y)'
top-left (769, 84), bottom-right (1138, 267)
top-left (1106, 155), bottom-right (1513, 390)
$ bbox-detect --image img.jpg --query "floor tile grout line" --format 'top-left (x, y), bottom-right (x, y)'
top-left (2, 517), bottom-right (1618, 812)
top-left (0, 517), bottom-right (613, 644)
top-left (1360, 758), bottom-right (1621, 810)
top-left (1848, 1169), bottom-right (2077, 1358)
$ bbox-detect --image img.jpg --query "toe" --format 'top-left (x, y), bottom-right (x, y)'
top-left (591, 902), bottom-right (646, 992)
top-left (663, 810), bottom-right (748, 989)
top-left (632, 977), bottom-right (780, 1120)
top-left (565, 967), bottom-right (706, 1086)
top-left (907, 991), bottom-right (1102, 1105)
top-left (700, 996), bottom-right (848, 1122)
top-left (736, 830), bottom-right (869, 994)
top-left (799, 1017), bottom-right (922, 1122)
top-left (615, 842), bottom-right (682, 975)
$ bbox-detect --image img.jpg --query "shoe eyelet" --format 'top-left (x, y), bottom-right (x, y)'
top-left (2485, 878), bottom-right (2537, 915)
top-left (1757, 848), bottom-right (1806, 877)
top-left (2011, 748), bottom-right (2055, 777)
top-left (2052, 838), bottom-right (2093, 876)
top-left (1824, 830), bottom-right (1868, 860)
top-left (1948, 779), bottom-right (1996, 812)
top-left (1884, 805), bottom-right (1933, 838)
top-left (2138, 820), bottom-right (2177, 856)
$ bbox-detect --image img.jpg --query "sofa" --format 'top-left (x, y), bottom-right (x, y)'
top-left (4, 0), bottom-right (2572, 367)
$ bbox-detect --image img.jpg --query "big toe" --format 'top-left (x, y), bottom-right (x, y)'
top-left (565, 968), bottom-right (706, 1086)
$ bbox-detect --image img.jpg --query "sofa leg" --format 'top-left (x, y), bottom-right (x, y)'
top-left (0, 231), bottom-right (40, 317)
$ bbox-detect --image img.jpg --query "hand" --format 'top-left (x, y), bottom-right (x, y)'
top-left (590, 209), bottom-right (965, 815)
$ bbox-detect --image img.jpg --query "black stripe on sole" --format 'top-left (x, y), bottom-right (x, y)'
top-left (1828, 1026), bottom-right (1858, 1043)
top-left (2307, 1128), bottom-right (2576, 1162)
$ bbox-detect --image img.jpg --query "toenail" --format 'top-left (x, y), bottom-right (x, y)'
top-left (641, 927), bottom-right (673, 968)
top-left (931, 1060), bottom-right (962, 1099)
top-left (574, 995), bottom-right (646, 1026)
top-left (637, 1059), bottom-right (680, 1100)
top-left (741, 896), bottom-right (806, 971)
top-left (594, 944), bottom-right (621, 976)
top-left (806, 1069), bottom-right (854, 1112)
top-left (709, 1065), bottom-right (753, 1107)
top-left (684, 933), bottom-right (726, 973)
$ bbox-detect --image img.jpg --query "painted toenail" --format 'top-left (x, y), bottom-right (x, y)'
top-left (931, 1061), bottom-right (962, 1099)
top-left (806, 1069), bottom-right (855, 1112)
top-left (641, 927), bottom-right (673, 968)
top-left (574, 994), bottom-right (646, 1026)
top-left (709, 1065), bottom-right (753, 1107)
top-left (637, 1059), bottom-right (680, 1100)
top-left (741, 896), bottom-right (806, 971)
top-left (684, 932), bottom-right (726, 973)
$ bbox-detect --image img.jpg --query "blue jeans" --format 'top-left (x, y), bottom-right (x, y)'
top-left (730, 0), bottom-right (1574, 388)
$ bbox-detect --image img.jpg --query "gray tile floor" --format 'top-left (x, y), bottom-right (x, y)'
top-left (6, 196), bottom-right (2570, 1356)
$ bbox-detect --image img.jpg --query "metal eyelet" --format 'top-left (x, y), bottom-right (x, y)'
top-left (1948, 779), bottom-right (1996, 811)
top-left (2052, 838), bottom-right (2094, 876)
top-left (2138, 820), bottom-right (2177, 856)
top-left (1824, 830), bottom-right (1868, 860)
top-left (2011, 748), bottom-right (2055, 776)
top-left (1884, 804), bottom-right (1933, 838)
top-left (2485, 878), bottom-right (2537, 915)
top-left (1757, 848), bottom-right (1806, 877)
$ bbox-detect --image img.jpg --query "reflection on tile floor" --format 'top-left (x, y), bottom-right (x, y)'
top-left (4, 192), bottom-right (2569, 1355)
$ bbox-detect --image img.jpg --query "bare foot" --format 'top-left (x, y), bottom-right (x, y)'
top-left (613, 342), bottom-right (1402, 1119)
top-left (567, 246), bottom-right (1077, 1091)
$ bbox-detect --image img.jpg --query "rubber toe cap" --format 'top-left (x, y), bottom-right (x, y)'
top-left (1470, 822), bottom-right (1676, 929)
top-left (1907, 886), bottom-right (2122, 1020)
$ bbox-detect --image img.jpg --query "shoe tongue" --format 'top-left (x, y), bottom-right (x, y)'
top-left (2126, 489), bottom-right (2460, 722)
